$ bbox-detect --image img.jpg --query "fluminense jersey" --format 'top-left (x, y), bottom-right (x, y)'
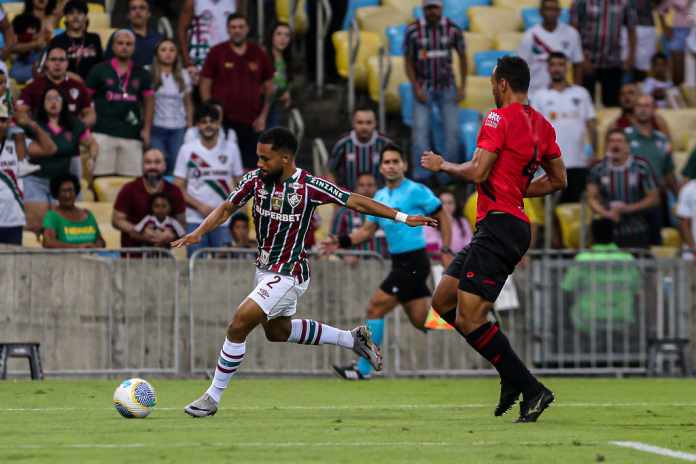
top-left (0, 137), bottom-right (25, 227)
top-left (227, 168), bottom-right (351, 282)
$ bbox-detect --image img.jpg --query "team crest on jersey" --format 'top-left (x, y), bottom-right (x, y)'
top-left (485, 112), bottom-right (501, 128)
top-left (288, 192), bottom-right (302, 208)
top-left (272, 193), bottom-right (283, 211)
top-left (69, 88), bottom-right (80, 100)
top-left (218, 155), bottom-right (228, 164)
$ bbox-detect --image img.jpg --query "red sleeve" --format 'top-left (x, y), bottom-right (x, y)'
top-left (168, 183), bottom-right (186, 215)
top-left (200, 46), bottom-right (218, 79)
top-left (542, 119), bottom-right (562, 161)
top-left (113, 182), bottom-right (132, 214)
top-left (476, 110), bottom-right (506, 154)
top-left (259, 47), bottom-right (274, 82)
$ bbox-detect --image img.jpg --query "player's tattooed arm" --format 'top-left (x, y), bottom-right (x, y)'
top-left (421, 149), bottom-right (497, 183)
top-left (346, 193), bottom-right (439, 227)
top-left (525, 157), bottom-right (568, 197)
top-left (171, 201), bottom-right (240, 248)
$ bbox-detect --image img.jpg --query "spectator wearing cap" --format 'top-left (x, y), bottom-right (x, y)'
top-left (112, 148), bottom-right (186, 248)
top-left (105, 0), bottom-right (163, 69)
top-left (571, 0), bottom-right (637, 106)
top-left (518, 0), bottom-right (584, 94)
top-left (50, 0), bottom-right (104, 80)
top-left (87, 29), bottom-right (154, 177)
top-left (200, 12), bottom-right (274, 170)
top-left (404, 0), bottom-right (467, 183)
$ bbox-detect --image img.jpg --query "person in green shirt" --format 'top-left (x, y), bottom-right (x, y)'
top-left (42, 173), bottom-right (105, 249)
top-left (561, 218), bottom-right (640, 333)
top-left (265, 22), bottom-right (292, 129)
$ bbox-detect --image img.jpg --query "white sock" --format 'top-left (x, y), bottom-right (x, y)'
top-left (287, 319), bottom-right (354, 349)
top-left (206, 339), bottom-right (245, 403)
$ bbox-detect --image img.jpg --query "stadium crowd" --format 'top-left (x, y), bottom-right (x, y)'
top-left (0, 0), bottom-right (693, 260)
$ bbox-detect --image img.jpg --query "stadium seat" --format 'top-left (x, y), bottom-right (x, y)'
top-left (343, 0), bottom-right (380, 30)
top-left (88, 3), bottom-right (105, 13)
top-left (596, 107), bottom-right (622, 157)
top-left (661, 227), bottom-right (682, 248)
top-left (95, 28), bottom-right (117, 49)
top-left (332, 30), bottom-right (382, 89)
top-left (494, 0), bottom-right (538, 10)
top-left (469, 7), bottom-right (522, 37)
top-left (475, 50), bottom-right (513, 76)
top-left (459, 75), bottom-right (496, 113)
top-left (650, 246), bottom-right (678, 258)
top-left (399, 82), bottom-right (414, 126)
top-left (93, 177), bottom-right (134, 203)
top-left (87, 12), bottom-right (110, 29)
top-left (99, 223), bottom-right (122, 249)
top-left (22, 230), bottom-right (41, 248)
top-left (463, 32), bottom-right (494, 72)
top-left (77, 201), bottom-right (114, 227)
top-left (80, 178), bottom-right (95, 202)
top-left (314, 205), bottom-right (335, 242)
top-left (275, 0), bottom-right (308, 35)
top-left (367, 55), bottom-right (408, 113)
top-left (556, 203), bottom-right (592, 249)
top-left (658, 109), bottom-right (696, 152)
top-left (495, 32), bottom-right (524, 51)
top-left (1, 2), bottom-right (22, 17)
top-left (383, 0), bottom-right (421, 13)
top-left (521, 7), bottom-right (571, 30)
top-left (413, 4), bottom-right (469, 30)
top-left (464, 192), bottom-right (477, 228)
top-left (386, 24), bottom-right (406, 56)
top-left (356, 6), bottom-right (410, 44)
top-left (674, 150), bottom-right (690, 176)
top-left (681, 85), bottom-right (696, 107)
top-left (459, 108), bottom-right (481, 160)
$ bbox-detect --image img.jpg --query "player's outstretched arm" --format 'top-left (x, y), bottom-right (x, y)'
top-left (320, 220), bottom-right (379, 255)
top-left (421, 149), bottom-right (497, 183)
top-left (346, 193), bottom-right (439, 228)
top-left (525, 157), bottom-right (568, 198)
top-left (171, 201), bottom-right (240, 248)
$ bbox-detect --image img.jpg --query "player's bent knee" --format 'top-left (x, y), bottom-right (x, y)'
top-left (264, 327), bottom-right (290, 342)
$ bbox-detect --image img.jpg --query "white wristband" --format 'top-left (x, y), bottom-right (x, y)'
top-left (395, 212), bottom-right (408, 223)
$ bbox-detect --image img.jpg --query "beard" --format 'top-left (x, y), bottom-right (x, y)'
top-left (550, 74), bottom-right (564, 83)
top-left (144, 171), bottom-right (163, 185)
top-left (261, 169), bottom-right (282, 184)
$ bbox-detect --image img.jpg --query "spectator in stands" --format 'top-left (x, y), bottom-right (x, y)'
top-left (404, 0), bottom-right (466, 183)
top-left (330, 173), bottom-right (389, 260)
top-left (87, 29), bottom-right (154, 177)
top-left (425, 191), bottom-right (472, 263)
top-left (106, 0), bottom-right (163, 69)
top-left (174, 103), bottom-right (243, 256)
top-left (225, 212), bottom-right (256, 249)
top-left (23, 0), bottom-right (64, 32)
top-left (0, 101), bottom-right (27, 245)
top-left (561, 218), bottom-right (639, 333)
top-left (19, 45), bottom-right (95, 127)
top-left (530, 52), bottom-right (597, 203)
top-left (149, 39), bottom-right (193, 176)
top-left (329, 106), bottom-right (392, 190)
top-left (676, 164), bottom-right (696, 254)
top-left (133, 192), bottom-right (186, 248)
top-left (50, 0), bottom-right (103, 81)
top-left (680, 143), bottom-right (696, 180)
top-left (621, 0), bottom-right (658, 82)
top-left (112, 148), bottom-right (186, 248)
top-left (518, 0), bottom-right (583, 94)
top-left (265, 22), bottom-right (292, 128)
top-left (611, 82), bottom-right (672, 138)
top-left (200, 12), bottom-right (274, 170)
top-left (658, 0), bottom-right (694, 86)
top-left (177, 0), bottom-right (244, 81)
top-left (10, 12), bottom-right (47, 83)
top-left (0, 5), bottom-right (17, 76)
top-left (642, 52), bottom-right (684, 109)
top-left (42, 173), bottom-right (105, 248)
top-left (571, 0), bottom-right (637, 106)
top-left (586, 128), bottom-right (660, 248)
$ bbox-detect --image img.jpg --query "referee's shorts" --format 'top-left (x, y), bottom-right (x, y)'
top-left (379, 248), bottom-right (432, 303)
top-left (444, 213), bottom-right (530, 303)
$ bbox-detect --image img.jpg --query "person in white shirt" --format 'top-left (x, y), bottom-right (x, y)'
top-left (518, 0), bottom-right (584, 94)
top-left (174, 102), bottom-right (244, 256)
top-left (676, 177), bottom-right (696, 256)
top-left (531, 51), bottom-right (597, 203)
top-left (642, 52), bottom-right (686, 109)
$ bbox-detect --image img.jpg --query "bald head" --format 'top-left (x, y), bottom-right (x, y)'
top-left (112, 29), bottom-right (135, 60)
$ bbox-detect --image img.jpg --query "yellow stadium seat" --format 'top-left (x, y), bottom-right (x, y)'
top-left (525, 197), bottom-right (545, 226)
top-left (681, 85), bottom-right (696, 108)
top-left (596, 107), bottom-right (622, 157)
top-left (99, 223), bottom-right (122, 249)
top-left (464, 32), bottom-right (494, 73)
top-left (657, 109), bottom-right (696, 151)
top-left (79, 178), bottom-right (95, 202)
top-left (275, 0), bottom-right (308, 34)
top-left (367, 55), bottom-right (408, 113)
top-left (459, 76), bottom-right (495, 113)
top-left (464, 192), bottom-right (477, 229)
top-left (469, 7), bottom-right (521, 38)
top-left (661, 227), bottom-right (682, 248)
top-left (2, 3), bottom-right (23, 17)
top-left (494, 0), bottom-right (538, 15)
top-left (95, 28), bottom-right (117, 48)
top-left (674, 151), bottom-right (690, 176)
top-left (382, 0), bottom-right (421, 13)
top-left (495, 32), bottom-right (523, 51)
top-left (558, 0), bottom-right (572, 7)
top-left (556, 202), bottom-right (592, 249)
top-left (77, 201), bottom-right (114, 224)
top-left (314, 204), bottom-right (335, 242)
top-left (93, 177), bottom-right (134, 203)
top-left (22, 231), bottom-right (42, 248)
top-left (355, 6), bottom-right (410, 45)
top-left (87, 12), bottom-right (110, 29)
top-left (88, 2), bottom-right (105, 13)
top-left (650, 246), bottom-right (678, 258)
top-left (332, 30), bottom-right (382, 89)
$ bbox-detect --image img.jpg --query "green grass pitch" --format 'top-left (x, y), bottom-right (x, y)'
top-left (1, 378), bottom-right (695, 463)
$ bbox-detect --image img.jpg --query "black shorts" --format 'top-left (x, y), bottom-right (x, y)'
top-left (444, 213), bottom-right (530, 303)
top-left (379, 248), bottom-right (432, 303)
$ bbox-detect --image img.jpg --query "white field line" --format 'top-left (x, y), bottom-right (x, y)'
top-left (1, 402), bottom-right (696, 412)
top-left (610, 441), bottom-right (696, 462)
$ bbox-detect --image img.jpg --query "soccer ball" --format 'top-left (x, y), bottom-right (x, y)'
top-left (112, 378), bottom-right (157, 418)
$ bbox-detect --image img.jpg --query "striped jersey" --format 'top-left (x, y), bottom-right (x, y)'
top-left (404, 17), bottom-right (465, 91)
top-left (0, 137), bottom-right (25, 227)
top-left (571, 0), bottom-right (637, 68)
top-left (329, 130), bottom-right (392, 190)
top-left (227, 168), bottom-right (351, 282)
top-left (588, 155), bottom-right (657, 206)
top-left (331, 207), bottom-right (389, 258)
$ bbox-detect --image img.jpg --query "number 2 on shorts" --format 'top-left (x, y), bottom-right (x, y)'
top-left (267, 276), bottom-right (282, 289)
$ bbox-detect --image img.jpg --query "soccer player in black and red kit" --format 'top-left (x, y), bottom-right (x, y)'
top-left (421, 56), bottom-right (567, 422)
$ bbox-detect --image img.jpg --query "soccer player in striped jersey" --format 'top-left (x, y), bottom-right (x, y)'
top-left (173, 127), bottom-right (437, 417)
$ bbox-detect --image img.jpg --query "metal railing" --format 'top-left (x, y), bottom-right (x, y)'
top-left (0, 249), bottom-right (180, 376)
top-left (312, 138), bottom-right (329, 176)
top-left (316, 0), bottom-right (333, 97)
top-left (288, 108), bottom-right (305, 147)
top-left (377, 46), bottom-right (392, 132)
top-left (188, 248), bottom-right (387, 375)
top-left (347, 19), bottom-right (360, 119)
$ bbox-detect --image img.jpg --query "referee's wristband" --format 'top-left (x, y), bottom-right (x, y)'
top-left (395, 212), bottom-right (408, 223)
top-left (338, 234), bottom-right (353, 249)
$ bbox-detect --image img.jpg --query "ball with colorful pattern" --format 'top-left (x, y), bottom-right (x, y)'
top-left (113, 378), bottom-right (158, 418)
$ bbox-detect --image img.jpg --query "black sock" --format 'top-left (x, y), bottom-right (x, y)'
top-left (464, 322), bottom-right (540, 397)
top-left (439, 308), bottom-right (467, 337)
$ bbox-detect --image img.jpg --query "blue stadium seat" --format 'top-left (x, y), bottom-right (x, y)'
top-left (458, 109), bottom-right (481, 160)
top-left (343, 0), bottom-right (380, 30)
top-left (475, 50), bottom-right (514, 76)
top-left (386, 24), bottom-right (407, 56)
top-left (521, 8), bottom-right (571, 30)
top-left (399, 82), bottom-right (414, 126)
